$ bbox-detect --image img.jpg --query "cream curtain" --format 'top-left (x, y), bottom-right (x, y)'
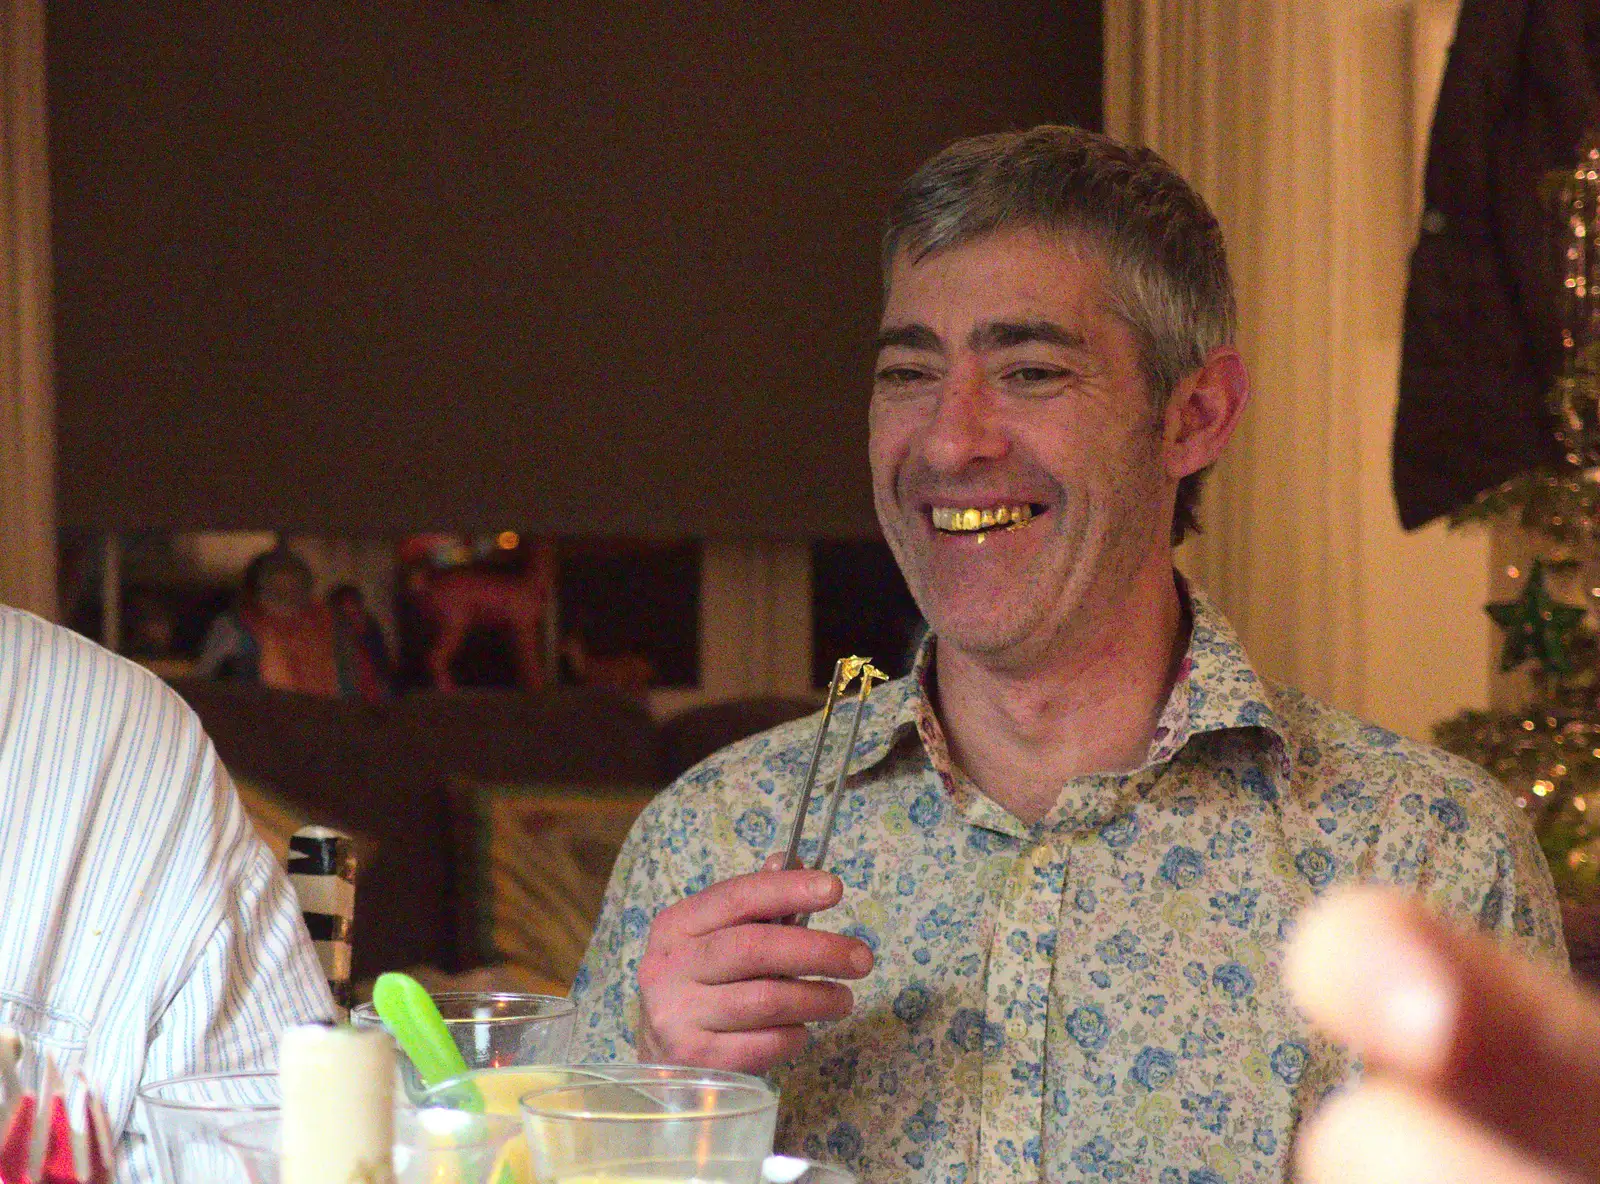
top-left (1104, 0), bottom-right (1491, 738)
top-left (0, 0), bottom-right (54, 620)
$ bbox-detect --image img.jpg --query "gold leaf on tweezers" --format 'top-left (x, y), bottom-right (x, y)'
top-left (836, 655), bottom-right (871, 691)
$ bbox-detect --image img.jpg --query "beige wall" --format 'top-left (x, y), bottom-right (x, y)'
top-left (1106, 0), bottom-right (1489, 741)
top-left (651, 541), bottom-right (815, 718)
top-left (0, 0), bottom-right (56, 620)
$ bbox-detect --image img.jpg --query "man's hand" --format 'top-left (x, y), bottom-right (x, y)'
top-left (635, 861), bottom-right (875, 1074)
top-left (1286, 887), bottom-right (1600, 1183)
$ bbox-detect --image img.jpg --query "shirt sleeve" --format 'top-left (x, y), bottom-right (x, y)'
top-left (1467, 786), bottom-right (1568, 970)
top-left (1407, 762), bottom-right (1568, 972)
top-left (568, 796), bottom-right (669, 1062)
top-left (119, 753), bottom-right (335, 1184)
top-left (143, 767), bottom-right (337, 1074)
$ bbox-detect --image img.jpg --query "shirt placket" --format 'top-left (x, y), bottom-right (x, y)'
top-left (978, 832), bottom-right (1068, 1183)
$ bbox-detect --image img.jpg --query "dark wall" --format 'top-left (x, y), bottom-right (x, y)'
top-left (50, 2), bottom-right (1102, 538)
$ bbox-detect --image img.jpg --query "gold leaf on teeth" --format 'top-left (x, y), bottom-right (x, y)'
top-left (933, 503), bottom-right (1035, 532)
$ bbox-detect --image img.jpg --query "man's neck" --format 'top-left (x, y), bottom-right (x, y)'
top-left (932, 566), bottom-right (1189, 826)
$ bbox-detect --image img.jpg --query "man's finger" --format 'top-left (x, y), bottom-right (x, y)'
top-left (1297, 1080), bottom-right (1567, 1184)
top-left (701, 977), bottom-right (856, 1031)
top-left (652, 870), bottom-right (844, 940)
top-left (1286, 886), bottom-right (1600, 1178)
top-left (636, 1002), bottom-right (812, 1076)
top-left (692, 923), bottom-right (874, 985)
top-left (677, 1027), bottom-right (813, 1076)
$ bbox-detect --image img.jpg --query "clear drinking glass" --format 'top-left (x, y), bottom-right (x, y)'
top-left (421, 1063), bottom-right (608, 1116)
top-left (350, 991), bottom-right (576, 1101)
top-left (421, 1063), bottom-right (763, 1117)
top-left (223, 1109), bottom-right (521, 1184)
top-left (424, 1063), bottom-right (766, 1183)
top-left (138, 1070), bottom-right (279, 1184)
top-left (520, 1072), bottom-right (778, 1184)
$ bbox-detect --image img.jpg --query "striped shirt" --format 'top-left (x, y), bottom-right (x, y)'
top-left (0, 605), bottom-right (334, 1182)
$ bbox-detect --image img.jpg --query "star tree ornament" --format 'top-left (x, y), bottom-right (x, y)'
top-left (1486, 559), bottom-right (1587, 676)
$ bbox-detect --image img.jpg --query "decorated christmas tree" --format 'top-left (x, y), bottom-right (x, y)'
top-left (1437, 139), bottom-right (1600, 900)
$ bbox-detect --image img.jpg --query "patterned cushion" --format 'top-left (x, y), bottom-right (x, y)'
top-left (451, 779), bottom-right (658, 989)
top-left (233, 773), bottom-right (316, 867)
top-left (233, 772), bottom-right (374, 877)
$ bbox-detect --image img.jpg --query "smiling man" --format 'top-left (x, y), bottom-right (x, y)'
top-left (568, 127), bottom-right (1562, 1182)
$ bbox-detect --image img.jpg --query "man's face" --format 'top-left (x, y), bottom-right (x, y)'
top-left (869, 227), bottom-right (1176, 667)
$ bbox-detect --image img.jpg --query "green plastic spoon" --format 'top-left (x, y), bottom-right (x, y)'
top-left (373, 974), bottom-right (524, 1180)
top-left (371, 972), bottom-right (470, 1089)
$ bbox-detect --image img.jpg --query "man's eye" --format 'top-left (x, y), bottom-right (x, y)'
top-left (1006, 366), bottom-right (1067, 383)
top-left (875, 366), bottom-right (931, 385)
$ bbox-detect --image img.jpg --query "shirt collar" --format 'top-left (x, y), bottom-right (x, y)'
top-left (841, 578), bottom-right (1290, 781)
top-left (1152, 583), bottom-right (1290, 764)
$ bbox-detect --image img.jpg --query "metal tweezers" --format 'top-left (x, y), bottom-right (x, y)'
top-left (777, 655), bottom-right (887, 925)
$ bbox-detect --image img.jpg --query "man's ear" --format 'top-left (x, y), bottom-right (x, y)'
top-left (1161, 346), bottom-right (1250, 479)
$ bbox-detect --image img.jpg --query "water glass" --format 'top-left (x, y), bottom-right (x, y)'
top-left (421, 1062), bottom-right (761, 1117)
top-left (350, 991), bottom-right (576, 1101)
top-left (421, 1063), bottom-right (608, 1115)
top-left (425, 1064), bottom-right (765, 1183)
top-left (224, 1109), bottom-right (521, 1184)
top-left (138, 1070), bottom-right (279, 1184)
top-left (520, 1071), bottom-right (778, 1183)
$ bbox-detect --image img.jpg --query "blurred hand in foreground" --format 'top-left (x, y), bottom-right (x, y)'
top-left (634, 856), bottom-right (874, 1074)
top-left (1287, 887), bottom-right (1597, 1183)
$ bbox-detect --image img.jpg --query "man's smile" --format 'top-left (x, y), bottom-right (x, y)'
top-left (928, 502), bottom-right (1046, 535)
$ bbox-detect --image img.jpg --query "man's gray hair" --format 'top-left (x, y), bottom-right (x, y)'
top-left (882, 126), bottom-right (1236, 544)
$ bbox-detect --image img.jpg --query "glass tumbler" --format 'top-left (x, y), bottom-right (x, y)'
top-left (520, 1072), bottom-right (778, 1183)
top-left (426, 1063), bottom-right (772, 1182)
top-left (422, 1063), bottom-right (765, 1118)
top-left (138, 1070), bottom-right (279, 1184)
top-left (350, 991), bottom-right (576, 1101)
top-left (223, 1109), bottom-right (521, 1184)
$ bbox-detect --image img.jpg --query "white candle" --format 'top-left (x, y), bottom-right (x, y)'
top-left (280, 1024), bottom-right (395, 1184)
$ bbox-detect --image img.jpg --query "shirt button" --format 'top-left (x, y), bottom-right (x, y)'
top-left (1420, 207), bottom-right (1447, 235)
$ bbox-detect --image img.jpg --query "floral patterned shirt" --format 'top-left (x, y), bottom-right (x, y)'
top-left (570, 589), bottom-right (1563, 1184)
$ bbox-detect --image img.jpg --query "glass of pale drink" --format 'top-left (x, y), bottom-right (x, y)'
top-left (222, 1108), bottom-right (520, 1184)
top-left (350, 991), bottom-right (577, 1101)
top-left (519, 1071), bottom-right (778, 1184)
top-left (423, 1064), bottom-right (772, 1184)
top-left (138, 1070), bottom-right (280, 1184)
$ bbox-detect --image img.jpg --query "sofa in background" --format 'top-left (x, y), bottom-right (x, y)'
top-left (169, 679), bottom-right (814, 990)
top-left (174, 680), bottom-right (1600, 995)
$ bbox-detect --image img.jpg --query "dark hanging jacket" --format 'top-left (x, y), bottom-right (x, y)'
top-left (1393, 0), bottom-right (1600, 529)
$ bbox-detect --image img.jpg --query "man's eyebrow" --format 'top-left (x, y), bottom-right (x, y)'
top-left (874, 324), bottom-right (942, 353)
top-left (970, 320), bottom-right (1087, 352)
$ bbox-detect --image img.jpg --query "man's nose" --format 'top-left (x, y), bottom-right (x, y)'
top-left (921, 366), bottom-right (1009, 472)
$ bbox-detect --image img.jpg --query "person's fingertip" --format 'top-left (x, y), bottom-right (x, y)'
top-left (810, 873), bottom-right (842, 906)
top-left (764, 1025), bottom-right (811, 1067)
top-left (1285, 888), bottom-right (1458, 1075)
top-left (1298, 1081), bottom-right (1565, 1184)
top-left (827, 981), bottom-right (856, 1019)
top-left (849, 943), bottom-right (874, 977)
top-left (761, 852), bottom-right (785, 872)
top-left (1294, 1086), bottom-right (1368, 1184)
